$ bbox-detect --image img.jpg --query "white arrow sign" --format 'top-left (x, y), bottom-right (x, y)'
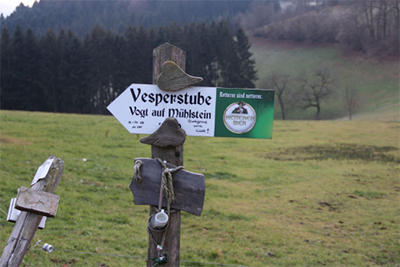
top-left (107, 84), bottom-right (216, 137)
top-left (107, 83), bottom-right (275, 139)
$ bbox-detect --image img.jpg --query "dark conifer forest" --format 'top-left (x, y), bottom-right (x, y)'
top-left (1, 20), bottom-right (257, 114)
top-left (1, 0), bottom-right (253, 37)
top-left (1, 0), bottom-right (259, 114)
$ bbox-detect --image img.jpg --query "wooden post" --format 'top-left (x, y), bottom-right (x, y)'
top-left (146, 42), bottom-right (186, 266)
top-left (0, 155), bottom-right (64, 267)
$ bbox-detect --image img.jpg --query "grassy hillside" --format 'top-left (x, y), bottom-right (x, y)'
top-left (1, 110), bottom-right (399, 266)
top-left (250, 37), bottom-right (400, 121)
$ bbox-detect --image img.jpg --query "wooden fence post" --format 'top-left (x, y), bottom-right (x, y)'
top-left (0, 155), bottom-right (64, 267)
top-left (145, 42), bottom-right (186, 266)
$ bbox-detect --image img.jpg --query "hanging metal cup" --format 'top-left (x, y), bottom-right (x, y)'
top-left (148, 209), bottom-right (169, 231)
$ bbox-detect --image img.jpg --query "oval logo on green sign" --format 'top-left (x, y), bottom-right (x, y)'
top-left (223, 101), bottom-right (256, 134)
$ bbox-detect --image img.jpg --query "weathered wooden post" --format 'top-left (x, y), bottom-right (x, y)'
top-left (107, 42), bottom-right (275, 266)
top-left (0, 155), bottom-right (64, 267)
top-left (146, 42), bottom-right (186, 265)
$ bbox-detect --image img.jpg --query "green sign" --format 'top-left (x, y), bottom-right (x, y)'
top-left (215, 88), bottom-right (275, 139)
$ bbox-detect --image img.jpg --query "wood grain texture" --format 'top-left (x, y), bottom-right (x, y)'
top-left (129, 158), bottom-right (205, 216)
top-left (153, 43), bottom-right (186, 84)
top-left (0, 156), bottom-right (64, 267)
top-left (15, 186), bottom-right (60, 217)
top-left (157, 61), bottom-right (203, 91)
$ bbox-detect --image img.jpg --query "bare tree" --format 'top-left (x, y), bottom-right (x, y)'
top-left (261, 71), bottom-right (292, 120)
top-left (342, 86), bottom-right (362, 120)
top-left (296, 67), bottom-right (335, 120)
top-left (359, 0), bottom-right (393, 42)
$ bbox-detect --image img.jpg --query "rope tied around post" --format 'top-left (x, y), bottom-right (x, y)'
top-left (133, 158), bottom-right (184, 260)
top-left (133, 160), bottom-right (143, 182)
top-left (133, 158), bottom-right (184, 214)
top-left (156, 158), bottom-right (184, 214)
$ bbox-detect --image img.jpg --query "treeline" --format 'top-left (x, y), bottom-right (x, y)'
top-left (246, 0), bottom-right (399, 57)
top-left (1, 0), bottom-right (252, 37)
top-left (0, 20), bottom-right (257, 114)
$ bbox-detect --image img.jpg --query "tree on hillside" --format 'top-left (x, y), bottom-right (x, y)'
top-left (214, 22), bottom-right (257, 88)
top-left (342, 86), bottom-right (361, 120)
top-left (261, 71), bottom-right (292, 120)
top-left (214, 20), bottom-right (237, 87)
top-left (235, 27), bottom-right (257, 88)
top-left (296, 67), bottom-right (335, 120)
top-left (196, 22), bottom-right (219, 86)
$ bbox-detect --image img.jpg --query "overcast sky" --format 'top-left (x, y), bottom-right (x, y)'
top-left (0, 0), bottom-right (36, 17)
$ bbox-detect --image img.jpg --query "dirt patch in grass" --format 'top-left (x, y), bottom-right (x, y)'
top-left (0, 138), bottom-right (16, 144)
top-left (0, 137), bottom-right (29, 145)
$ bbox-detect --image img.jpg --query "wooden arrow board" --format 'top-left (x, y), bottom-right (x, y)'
top-left (129, 158), bottom-right (205, 216)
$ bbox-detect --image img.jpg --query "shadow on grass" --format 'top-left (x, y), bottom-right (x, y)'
top-left (263, 143), bottom-right (399, 163)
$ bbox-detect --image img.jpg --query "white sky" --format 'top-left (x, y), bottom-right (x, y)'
top-left (0, 0), bottom-right (36, 17)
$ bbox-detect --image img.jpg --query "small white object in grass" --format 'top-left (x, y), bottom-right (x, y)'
top-left (82, 158), bottom-right (87, 162)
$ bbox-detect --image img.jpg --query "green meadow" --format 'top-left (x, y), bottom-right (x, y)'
top-left (0, 110), bottom-right (399, 266)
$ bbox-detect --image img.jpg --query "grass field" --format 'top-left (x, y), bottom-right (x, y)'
top-left (0, 110), bottom-right (399, 266)
top-left (250, 37), bottom-right (400, 121)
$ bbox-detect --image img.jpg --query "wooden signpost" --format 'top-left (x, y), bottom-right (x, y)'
top-left (107, 42), bottom-right (275, 266)
top-left (144, 43), bottom-right (200, 266)
top-left (0, 155), bottom-right (64, 267)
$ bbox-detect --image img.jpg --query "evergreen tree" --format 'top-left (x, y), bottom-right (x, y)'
top-left (207, 21), bottom-right (220, 86)
top-left (195, 22), bottom-right (215, 86)
top-left (215, 20), bottom-right (239, 87)
top-left (234, 27), bottom-right (257, 88)
top-left (110, 33), bottom-right (129, 98)
top-left (84, 25), bottom-right (115, 114)
top-left (59, 29), bottom-right (88, 113)
top-left (39, 29), bottom-right (61, 112)
top-left (125, 25), bottom-right (152, 84)
top-left (7, 25), bottom-right (26, 110)
top-left (22, 27), bottom-right (42, 110)
top-left (165, 22), bottom-right (184, 48)
top-left (0, 27), bottom-right (11, 109)
top-left (183, 22), bottom-right (201, 76)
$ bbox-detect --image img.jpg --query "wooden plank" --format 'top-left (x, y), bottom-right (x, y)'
top-left (6, 198), bottom-right (47, 229)
top-left (0, 156), bottom-right (64, 267)
top-left (129, 158), bottom-right (205, 216)
top-left (15, 186), bottom-right (60, 217)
